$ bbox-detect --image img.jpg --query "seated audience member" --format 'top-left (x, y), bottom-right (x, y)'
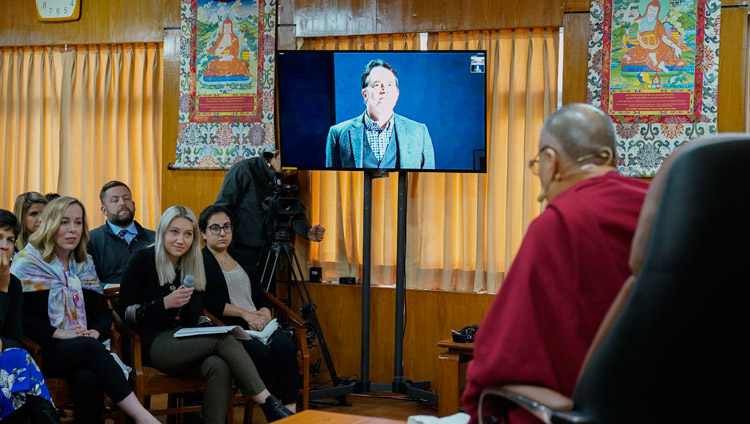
top-left (44, 193), bottom-right (60, 202)
top-left (199, 205), bottom-right (299, 412)
top-left (0, 210), bottom-right (59, 423)
top-left (87, 181), bottom-right (155, 287)
top-left (10, 197), bottom-right (159, 424)
top-left (118, 206), bottom-right (294, 424)
top-left (13, 192), bottom-right (48, 251)
top-left (461, 103), bottom-right (649, 423)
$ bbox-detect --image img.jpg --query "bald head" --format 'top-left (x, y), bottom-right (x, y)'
top-left (540, 103), bottom-right (616, 163)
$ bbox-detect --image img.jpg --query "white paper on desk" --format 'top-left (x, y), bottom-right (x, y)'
top-left (245, 318), bottom-right (278, 345)
top-left (407, 413), bottom-right (469, 424)
top-left (174, 325), bottom-right (250, 340)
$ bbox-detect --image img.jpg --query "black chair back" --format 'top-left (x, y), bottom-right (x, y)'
top-left (571, 134), bottom-right (750, 423)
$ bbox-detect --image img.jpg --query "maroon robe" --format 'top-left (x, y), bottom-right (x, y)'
top-left (462, 171), bottom-right (648, 423)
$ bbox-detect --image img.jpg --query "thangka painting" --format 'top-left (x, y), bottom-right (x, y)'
top-left (588, 0), bottom-right (721, 176)
top-left (174, 0), bottom-right (276, 169)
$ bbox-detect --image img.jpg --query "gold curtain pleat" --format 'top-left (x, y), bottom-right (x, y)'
top-left (298, 29), bottom-right (556, 293)
top-left (0, 44), bottom-right (162, 229)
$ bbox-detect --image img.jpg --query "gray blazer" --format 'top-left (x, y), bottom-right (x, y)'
top-left (325, 113), bottom-right (435, 169)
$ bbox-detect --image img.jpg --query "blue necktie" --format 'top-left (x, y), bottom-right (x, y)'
top-left (118, 229), bottom-right (129, 245)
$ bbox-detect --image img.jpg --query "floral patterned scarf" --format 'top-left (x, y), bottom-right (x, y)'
top-left (10, 244), bottom-right (102, 330)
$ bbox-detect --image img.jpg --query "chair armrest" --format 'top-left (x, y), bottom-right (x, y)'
top-left (203, 309), bottom-right (225, 326)
top-left (112, 310), bottom-right (153, 403)
top-left (264, 291), bottom-right (306, 329)
top-left (22, 336), bottom-right (43, 368)
top-left (478, 385), bottom-right (589, 424)
top-left (111, 310), bottom-right (145, 386)
top-left (111, 310), bottom-right (138, 341)
top-left (263, 292), bottom-right (309, 387)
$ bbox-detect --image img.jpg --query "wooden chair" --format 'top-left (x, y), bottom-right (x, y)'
top-left (22, 336), bottom-right (73, 406)
top-left (218, 291), bottom-right (310, 424)
top-left (267, 290), bottom-right (310, 411)
top-left (23, 334), bottom-right (125, 423)
top-left (111, 310), bottom-right (210, 422)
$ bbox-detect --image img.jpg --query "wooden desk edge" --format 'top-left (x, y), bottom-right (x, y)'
top-left (437, 339), bottom-right (475, 353)
top-left (275, 409), bottom-right (407, 423)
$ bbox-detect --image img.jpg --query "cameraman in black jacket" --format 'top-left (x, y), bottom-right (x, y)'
top-left (214, 149), bottom-right (325, 273)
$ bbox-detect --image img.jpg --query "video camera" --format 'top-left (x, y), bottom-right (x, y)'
top-left (263, 182), bottom-right (302, 242)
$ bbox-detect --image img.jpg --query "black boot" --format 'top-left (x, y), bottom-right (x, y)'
top-left (259, 394), bottom-right (294, 423)
top-left (23, 395), bottom-right (61, 424)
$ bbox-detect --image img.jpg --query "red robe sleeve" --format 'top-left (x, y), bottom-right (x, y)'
top-left (462, 208), bottom-right (583, 423)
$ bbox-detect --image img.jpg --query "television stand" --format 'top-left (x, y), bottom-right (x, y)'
top-left (355, 171), bottom-right (438, 403)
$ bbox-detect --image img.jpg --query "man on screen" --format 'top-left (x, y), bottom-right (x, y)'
top-left (325, 60), bottom-right (435, 169)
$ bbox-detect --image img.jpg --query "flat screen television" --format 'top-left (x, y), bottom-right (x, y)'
top-left (277, 50), bottom-right (487, 172)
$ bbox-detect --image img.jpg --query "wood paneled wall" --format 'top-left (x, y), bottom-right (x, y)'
top-left (716, 6), bottom-right (748, 133)
top-left (0, 0), bottom-right (179, 46)
top-left (282, 283), bottom-right (495, 391)
top-left (561, 12), bottom-right (590, 105)
top-left (293, 0), bottom-right (565, 37)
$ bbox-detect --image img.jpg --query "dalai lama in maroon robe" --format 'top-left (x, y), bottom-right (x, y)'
top-left (462, 103), bottom-right (649, 423)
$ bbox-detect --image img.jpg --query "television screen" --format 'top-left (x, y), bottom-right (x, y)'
top-left (277, 50), bottom-right (487, 172)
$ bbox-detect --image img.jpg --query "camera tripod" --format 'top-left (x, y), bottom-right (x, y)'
top-left (259, 236), bottom-right (356, 404)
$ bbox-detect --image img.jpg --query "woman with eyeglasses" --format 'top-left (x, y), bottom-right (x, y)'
top-left (199, 204), bottom-right (299, 412)
top-left (118, 206), bottom-right (293, 424)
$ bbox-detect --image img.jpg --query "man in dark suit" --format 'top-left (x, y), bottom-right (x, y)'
top-left (87, 181), bottom-right (155, 288)
top-left (325, 59), bottom-right (435, 169)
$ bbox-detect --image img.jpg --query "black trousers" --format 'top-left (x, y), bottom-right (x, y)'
top-left (2, 395), bottom-right (60, 424)
top-left (240, 329), bottom-right (299, 405)
top-left (43, 337), bottom-right (132, 424)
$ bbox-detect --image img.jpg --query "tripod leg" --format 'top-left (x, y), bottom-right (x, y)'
top-left (284, 246), bottom-right (343, 388)
top-left (260, 248), bottom-right (275, 290)
top-left (261, 248), bottom-right (283, 293)
top-left (281, 247), bottom-right (307, 303)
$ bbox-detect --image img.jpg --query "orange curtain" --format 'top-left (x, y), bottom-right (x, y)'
top-left (297, 30), bottom-right (557, 293)
top-left (0, 43), bottom-right (163, 229)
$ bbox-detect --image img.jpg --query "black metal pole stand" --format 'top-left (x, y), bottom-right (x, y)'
top-left (355, 171), bottom-right (437, 402)
top-left (354, 169), bottom-right (375, 392)
top-left (284, 170), bottom-right (437, 406)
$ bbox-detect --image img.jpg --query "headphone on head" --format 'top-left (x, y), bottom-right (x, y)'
top-left (536, 147), bottom-right (614, 203)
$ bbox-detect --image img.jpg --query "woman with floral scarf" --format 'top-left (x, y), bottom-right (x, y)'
top-left (10, 197), bottom-right (158, 424)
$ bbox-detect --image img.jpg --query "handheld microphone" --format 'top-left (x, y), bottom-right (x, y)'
top-left (175, 275), bottom-right (194, 321)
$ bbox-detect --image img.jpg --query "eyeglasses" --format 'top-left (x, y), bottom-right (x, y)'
top-left (208, 223), bottom-right (233, 235)
top-left (528, 146), bottom-right (556, 175)
top-left (528, 146), bottom-right (613, 176)
top-left (368, 81), bottom-right (397, 91)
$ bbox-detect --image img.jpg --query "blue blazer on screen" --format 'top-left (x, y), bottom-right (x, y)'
top-left (325, 113), bottom-right (435, 169)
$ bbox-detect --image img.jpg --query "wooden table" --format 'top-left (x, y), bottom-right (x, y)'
top-left (276, 410), bottom-right (406, 423)
top-left (437, 339), bottom-right (474, 417)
